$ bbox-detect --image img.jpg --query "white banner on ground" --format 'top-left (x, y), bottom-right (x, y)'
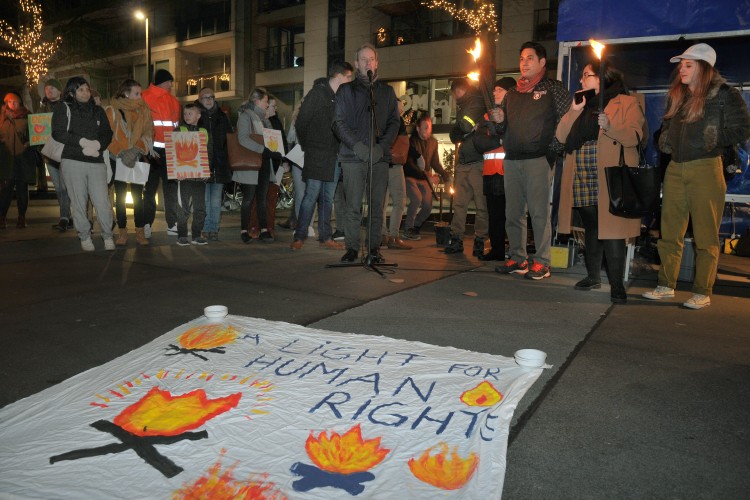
top-left (0, 316), bottom-right (543, 499)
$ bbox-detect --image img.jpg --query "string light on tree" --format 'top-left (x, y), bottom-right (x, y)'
top-left (0, 0), bottom-right (62, 86)
top-left (421, 0), bottom-right (498, 34)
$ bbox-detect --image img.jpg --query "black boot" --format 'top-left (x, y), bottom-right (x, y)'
top-left (444, 235), bottom-right (464, 254)
top-left (577, 206), bottom-right (603, 286)
top-left (604, 239), bottom-right (627, 303)
top-left (473, 237), bottom-right (487, 257)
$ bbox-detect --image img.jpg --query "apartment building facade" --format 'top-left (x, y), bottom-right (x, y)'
top-left (3, 0), bottom-right (559, 133)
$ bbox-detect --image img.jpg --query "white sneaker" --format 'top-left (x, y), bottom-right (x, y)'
top-left (81, 238), bottom-right (95, 252)
top-left (167, 224), bottom-right (178, 235)
top-left (144, 223), bottom-right (152, 239)
top-left (683, 294), bottom-right (710, 309)
top-left (308, 226), bottom-right (315, 238)
top-left (103, 238), bottom-right (116, 251)
top-left (642, 286), bottom-right (675, 300)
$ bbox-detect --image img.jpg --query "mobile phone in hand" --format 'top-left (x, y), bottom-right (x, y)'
top-left (574, 88), bottom-right (596, 105)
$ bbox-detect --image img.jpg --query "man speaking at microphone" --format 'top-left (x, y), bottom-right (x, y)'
top-left (333, 43), bottom-right (401, 264)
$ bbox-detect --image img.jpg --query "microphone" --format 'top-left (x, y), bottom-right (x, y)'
top-left (367, 70), bottom-right (373, 82)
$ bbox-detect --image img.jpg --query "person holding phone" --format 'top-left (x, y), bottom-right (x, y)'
top-left (555, 61), bottom-right (646, 303)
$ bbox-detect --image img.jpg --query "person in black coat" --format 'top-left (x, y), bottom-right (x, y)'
top-left (196, 87), bottom-right (232, 240)
top-left (290, 61), bottom-right (354, 251)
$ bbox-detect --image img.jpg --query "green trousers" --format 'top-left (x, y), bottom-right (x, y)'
top-left (657, 157), bottom-right (725, 296)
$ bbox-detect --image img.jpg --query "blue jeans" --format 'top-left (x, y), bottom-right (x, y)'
top-left (47, 161), bottom-right (70, 220)
top-left (294, 163), bottom-right (340, 242)
top-left (203, 182), bottom-right (224, 233)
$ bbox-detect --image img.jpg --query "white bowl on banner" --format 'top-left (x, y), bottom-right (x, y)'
top-left (204, 305), bottom-right (228, 322)
top-left (514, 349), bottom-right (547, 368)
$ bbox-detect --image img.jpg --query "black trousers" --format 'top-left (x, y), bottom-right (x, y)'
top-left (575, 205), bottom-right (626, 291)
top-left (485, 192), bottom-right (506, 259)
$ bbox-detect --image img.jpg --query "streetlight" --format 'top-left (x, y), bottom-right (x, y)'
top-left (135, 10), bottom-right (151, 84)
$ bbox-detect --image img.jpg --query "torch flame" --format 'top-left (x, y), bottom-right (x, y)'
top-left (466, 37), bottom-right (481, 62)
top-left (178, 324), bottom-right (239, 350)
top-left (305, 424), bottom-right (390, 474)
top-left (408, 442), bottom-right (479, 490)
top-left (467, 72), bottom-right (480, 82)
top-left (113, 387), bottom-right (241, 437)
top-left (589, 39), bottom-right (605, 60)
top-left (449, 186), bottom-right (455, 195)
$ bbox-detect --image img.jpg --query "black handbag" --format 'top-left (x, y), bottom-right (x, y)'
top-left (604, 133), bottom-right (660, 218)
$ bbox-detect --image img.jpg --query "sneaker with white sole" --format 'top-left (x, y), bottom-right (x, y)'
top-left (103, 238), bottom-right (116, 251)
top-left (683, 294), bottom-right (710, 309)
top-left (167, 224), bottom-right (178, 235)
top-left (144, 223), bottom-right (152, 239)
top-left (81, 238), bottom-right (95, 252)
top-left (642, 286), bottom-right (675, 300)
top-left (176, 237), bottom-right (190, 246)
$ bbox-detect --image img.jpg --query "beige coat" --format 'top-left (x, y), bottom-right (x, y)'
top-left (556, 94), bottom-right (645, 240)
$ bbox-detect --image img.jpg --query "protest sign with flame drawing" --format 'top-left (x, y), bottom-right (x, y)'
top-left (164, 130), bottom-right (210, 180)
top-left (0, 316), bottom-right (544, 498)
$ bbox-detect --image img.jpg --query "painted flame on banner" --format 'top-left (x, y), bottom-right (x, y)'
top-left (305, 424), bottom-right (390, 474)
top-left (178, 324), bottom-right (239, 350)
top-left (460, 381), bottom-right (503, 407)
top-left (408, 442), bottom-right (479, 490)
top-left (113, 387), bottom-right (241, 437)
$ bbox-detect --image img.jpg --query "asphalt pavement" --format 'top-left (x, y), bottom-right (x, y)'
top-left (1, 199), bottom-right (749, 498)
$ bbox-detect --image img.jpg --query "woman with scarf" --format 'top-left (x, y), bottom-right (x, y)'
top-left (0, 92), bottom-right (31, 229)
top-left (556, 62), bottom-right (646, 303)
top-left (233, 87), bottom-right (282, 243)
top-left (105, 79), bottom-right (154, 246)
top-left (53, 76), bottom-right (114, 251)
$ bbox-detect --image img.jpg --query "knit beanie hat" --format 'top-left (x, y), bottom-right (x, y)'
top-left (154, 69), bottom-right (174, 86)
top-left (494, 77), bottom-right (516, 90)
top-left (45, 78), bottom-right (63, 92)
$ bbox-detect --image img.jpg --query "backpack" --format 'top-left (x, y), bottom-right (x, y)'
top-left (733, 228), bottom-right (750, 257)
top-left (718, 84), bottom-right (750, 178)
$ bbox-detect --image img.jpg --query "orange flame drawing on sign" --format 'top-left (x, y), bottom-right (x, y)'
top-left (174, 449), bottom-right (287, 500)
top-left (305, 424), bottom-right (390, 474)
top-left (178, 324), bottom-right (239, 350)
top-left (589, 39), bottom-right (605, 60)
top-left (460, 381), bottom-right (503, 407)
top-left (175, 136), bottom-right (199, 166)
top-left (408, 442), bottom-right (479, 490)
top-left (113, 387), bottom-right (241, 437)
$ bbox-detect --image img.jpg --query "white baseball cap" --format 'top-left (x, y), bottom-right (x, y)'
top-left (669, 43), bottom-right (716, 67)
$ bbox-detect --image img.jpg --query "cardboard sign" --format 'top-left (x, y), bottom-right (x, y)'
top-left (28, 113), bottom-right (53, 146)
top-left (164, 130), bottom-right (210, 180)
top-left (263, 128), bottom-right (286, 156)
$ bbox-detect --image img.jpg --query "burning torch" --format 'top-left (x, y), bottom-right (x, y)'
top-left (589, 39), bottom-right (606, 113)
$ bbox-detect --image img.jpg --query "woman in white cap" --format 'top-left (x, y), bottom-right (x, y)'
top-left (643, 43), bottom-right (750, 309)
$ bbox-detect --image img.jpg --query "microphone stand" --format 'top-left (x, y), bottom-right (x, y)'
top-left (326, 71), bottom-right (397, 277)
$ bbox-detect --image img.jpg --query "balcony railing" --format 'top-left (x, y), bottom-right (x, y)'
top-left (372, 21), bottom-right (473, 48)
top-left (181, 70), bottom-right (232, 97)
top-left (258, 42), bottom-right (305, 72)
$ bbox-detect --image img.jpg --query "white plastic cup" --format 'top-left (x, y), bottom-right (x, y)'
top-left (514, 349), bottom-right (547, 368)
top-left (204, 305), bottom-right (228, 322)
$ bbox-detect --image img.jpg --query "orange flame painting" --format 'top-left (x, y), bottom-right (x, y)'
top-left (408, 442), bottom-right (479, 490)
top-left (179, 324), bottom-right (239, 350)
top-left (167, 324), bottom-right (240, 360)
top-left (174, 449), bottom-right (287, 500)
top-left (305, 424), bottom-right (390, 474)
top-left (113, 387), bottom-right (241, 437)
top-left (460, 381), bottom-right (503, 407)
top-left (175, 136), bottom-right (199, 167)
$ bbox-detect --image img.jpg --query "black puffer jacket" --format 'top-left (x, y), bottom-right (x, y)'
top-left (52, 99), bottom-right (112, 164)
top-left (196, 101), bottom-right (232, 184)
top-left (296, 77), bottom-right (339, 181)
top-left (333, 75), bottom-right (400, 163)
top-left (659, 78), bottom-right (750, 162)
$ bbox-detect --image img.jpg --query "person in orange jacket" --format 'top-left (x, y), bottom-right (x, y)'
top-left (480, 77), bottom-right (516, 261)
top-left (141, 69), bottom-right (180, 238)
